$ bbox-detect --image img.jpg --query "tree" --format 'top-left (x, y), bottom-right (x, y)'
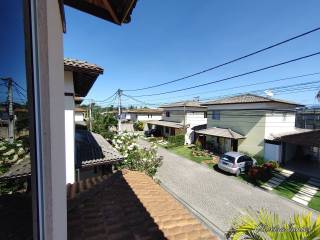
top-left (92, 107), bottom-right (118, 139)
top-left (316, 90), bottom-right (320, 102)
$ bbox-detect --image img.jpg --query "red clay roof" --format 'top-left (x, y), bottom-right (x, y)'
top-left (64, 58), bottom-right (104, 75)
top-left (68, 171), bottom-right (217, 239)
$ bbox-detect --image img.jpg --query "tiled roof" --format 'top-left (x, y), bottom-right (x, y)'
top-left (161, 100), bottom-right (207, 108)
top-left (203, 94), bottom-right (303, 106)
top-left (196, 127), bottom-right (245, 139)
top-left (146, 120), bottom-right (184, 129)
top-left (64, 58), bottom-right (104, 75)
top-left (124, 108), bottom-right (163, 114)
top-left (0, 156), bottom-right (31, 180)
top-left (75, 130), bottom-right (123, 168)
top-left (268, 128), bottom-right (312, 140)
top-left (280, 129), bottom-right (320, 147)
top-left (68, 171), bottom-right (217, 240)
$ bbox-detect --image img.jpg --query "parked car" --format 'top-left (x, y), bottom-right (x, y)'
top-left (217, 152), bottom-right (256, 176)
top-left (144, 129), bottom-right (161, 137)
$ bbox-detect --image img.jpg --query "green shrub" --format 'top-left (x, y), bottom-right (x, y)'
top-left (167, 135), bottom-right (185, 146)
top-left (227, 209), bottom-right (320, 240)
top-left (133, 121), bottom-right (144, 131)
top-left (253, 155), bottom-right (266, 166)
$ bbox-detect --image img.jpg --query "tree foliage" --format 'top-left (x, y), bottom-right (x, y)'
top-left (92, 106), bottom-right (118, 139)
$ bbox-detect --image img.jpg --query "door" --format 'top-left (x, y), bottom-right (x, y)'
top-left (232, 139), bottom-right (238, 151)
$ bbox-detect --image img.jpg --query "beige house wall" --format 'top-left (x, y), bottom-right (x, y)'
top-left (207, 110), bottom-right (266, 156)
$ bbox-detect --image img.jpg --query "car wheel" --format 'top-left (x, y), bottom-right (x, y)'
top-left (235, 169), bottom-right (241, 176)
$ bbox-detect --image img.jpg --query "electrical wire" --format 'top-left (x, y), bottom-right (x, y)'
top-left (123, 26), bottom-right (320, 91)
top-left (139, 72), bottom-right (320, 103)
top-left (130, 51), bottom-right (320, 97)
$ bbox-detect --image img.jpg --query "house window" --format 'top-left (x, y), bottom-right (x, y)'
top-left (166, 111), bottom-right (170, 117)
top-left (165, 127), bottom-right (170, 134)
top-left (204, 112), bottom-right (207, 118)
top-left (212, 110), bottom-right (220, 120)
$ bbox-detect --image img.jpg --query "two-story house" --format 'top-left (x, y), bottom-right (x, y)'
top-left (146, 100), bottom-right (207, 144)
top-left (200, 94), bottom-right (303, 160)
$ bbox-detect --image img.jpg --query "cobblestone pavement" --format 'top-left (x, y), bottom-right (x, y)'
top-left (138, 139), bottom-right (319, 234)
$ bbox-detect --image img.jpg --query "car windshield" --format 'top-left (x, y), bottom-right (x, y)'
top-left (221, 154), bottom-right (235, 163)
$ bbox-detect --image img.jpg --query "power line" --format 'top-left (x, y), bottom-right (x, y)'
top-left (123, 81), bottom-right (320, 107)
top-left (130, 51), bottom-right (320, 97)
top-left (82, 90), bottom-right (118, 103)
top-left (123, 26), bottom-right (320, 92)
top-left (12, 81), bottom-right (26, 93)
top-left (138, 72), bottom-right (320, 102)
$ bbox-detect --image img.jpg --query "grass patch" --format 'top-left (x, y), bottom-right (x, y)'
top-left (273, 173), bottom-right (309, 199)
top-left (167, 145), bottom-right (212, 164)
top-left (309, 189), bottom-right (320, 211)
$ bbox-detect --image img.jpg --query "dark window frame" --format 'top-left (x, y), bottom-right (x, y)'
top-left (211, 110), bottom-right (220, 120)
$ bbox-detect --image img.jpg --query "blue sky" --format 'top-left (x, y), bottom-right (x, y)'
top-left (64, 1), bottom-right (320, 107)
top-left (0, 1), bottom-right (27, 104)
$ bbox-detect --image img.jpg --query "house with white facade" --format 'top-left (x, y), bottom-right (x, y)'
top-left (123, 108), bottom-right (163, 122)
top-left (147, 100), bottom-right (207, 144)
top-left (200, 94), bottom-right (303, 162)
top-left (64, 58), bottom-right (124, 182)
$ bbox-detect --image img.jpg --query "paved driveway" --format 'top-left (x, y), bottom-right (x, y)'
top-left (138, 139), bottom-right (319, 235)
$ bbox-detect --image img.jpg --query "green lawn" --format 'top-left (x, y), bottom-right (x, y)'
top-left (273, 173), bottom-right (309, 199)
top-left (309, 190), bottom-right (320, 211)
top-left (167, 145), bottom-right (212, 163)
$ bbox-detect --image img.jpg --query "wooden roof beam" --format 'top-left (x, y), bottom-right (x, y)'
top-left (101, 0), bottom-right (120, 25)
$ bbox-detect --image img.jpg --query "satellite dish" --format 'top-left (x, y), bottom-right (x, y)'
top-left (264, 90), bottom-right (274, 97)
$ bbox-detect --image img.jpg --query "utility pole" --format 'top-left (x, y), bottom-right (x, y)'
top-left (89, 101), bottom-right (93, 131)
top-left (1, 77), bottom-right (14, 143)
top-left (117, 89), bottom-right (122, 134)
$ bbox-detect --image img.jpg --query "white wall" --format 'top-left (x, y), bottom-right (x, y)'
top-left (137, 113), bottom-right (162, 121)
top-left (185, 111), bottom-right (207, 126)
top-left (64, 71), bottom-right (75, 184)
top-left (36, 0), bottom-right (67, 238)
top-left (75, 112), bottom-right (84, 122)
top-left (185, 112), bottom-right (207, 145)
top-left (264, 112), bottom-right (296, 139)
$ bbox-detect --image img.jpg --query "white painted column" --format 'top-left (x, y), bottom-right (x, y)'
top-left (64, 71), bottom-right (75, 184)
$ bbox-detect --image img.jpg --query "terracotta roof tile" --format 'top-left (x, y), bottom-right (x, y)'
top-left (68, 171), bottom-right (217, 239)
top-left (64, 58), bottom-right (104, 75)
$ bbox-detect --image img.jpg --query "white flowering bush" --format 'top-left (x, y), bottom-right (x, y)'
top-left (113, 132), bottom-right (162, 177)
top-left (0, 139), bottom-right (28, 165)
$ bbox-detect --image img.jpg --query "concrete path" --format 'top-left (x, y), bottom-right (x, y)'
top-left (261, 169), bottom-right (294, 191)
top-left (292, 177), bottom-right (320, 206)
top-left (138, 139), bottom-right (319, 234)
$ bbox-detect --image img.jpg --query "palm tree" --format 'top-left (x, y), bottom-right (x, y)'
top-left (227, 209), bottom-right (320, 240)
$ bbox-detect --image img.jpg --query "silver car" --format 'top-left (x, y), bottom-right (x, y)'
top-left (217, 152), bottom-right (256, 176)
